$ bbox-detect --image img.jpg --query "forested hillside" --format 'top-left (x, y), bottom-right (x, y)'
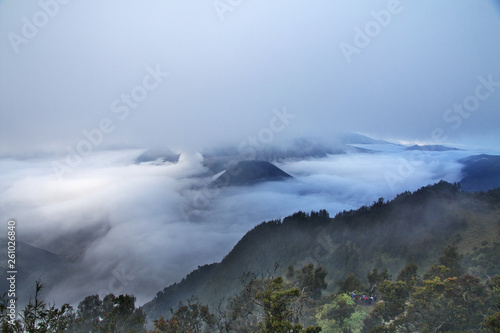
top-left (143, 181), bottom-right (500, 325)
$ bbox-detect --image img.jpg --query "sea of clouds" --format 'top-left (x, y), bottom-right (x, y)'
top-left (0, 144), bottom-right (493, 305)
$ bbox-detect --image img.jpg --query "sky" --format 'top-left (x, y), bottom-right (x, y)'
top-left (1, 0), bottom-right (500, 156)
top-left (0, 0), bottom-right (500, 306)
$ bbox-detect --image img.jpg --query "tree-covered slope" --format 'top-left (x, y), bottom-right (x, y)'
top-left (143, 181), bottom-right (500, 321)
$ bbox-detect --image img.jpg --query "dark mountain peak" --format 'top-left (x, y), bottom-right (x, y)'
top-left (406, 144), bottom-right (459, 151)
top-left (135, 148), bottom-right (180, 164)
top-left (211, 160), bottom-right (292, 187)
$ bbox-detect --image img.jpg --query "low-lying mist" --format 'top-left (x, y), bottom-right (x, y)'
top-left (0, 145), bottom-right (481, 306)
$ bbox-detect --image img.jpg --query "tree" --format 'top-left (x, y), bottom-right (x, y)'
top-left (254, 277), bottom-right (321, 333)
top-left (485, 276), bottom-right (500, 332)
top-left (0, 292), bottom-right (22, 333)
top-left (225, 272), bottom-right (266, 332)
top-left (6, 280), bottom-right (74, 333)
top-left (211, 298), bottom-right (232, 333)
top-left (77, 295), bottom-right (102, 319)
top-left (361, 279), bottom-right (412, 333)
top-left (289, 264), bottom-right (328, 300)
top-left (316, 294), bottom-right (367, 333)
top-left (174, 296), bottom-right (214, 333)
top-left (152, 296), bottom-right (214, 333)
top-left (94, 294), bottom-right (145, 333)
top-left (396, 262), bottom-right (418, 294)
top-left (407, 275), bottom-right (491, 332)
top-left (377, 280), bottom-right (408, 321)
top-left (367, 269), bottom-right (390, 296)
top-left (336, 273), bottom-right (364, 295)
top-left (150, 316), bottom-right (179, 333)
top-left (71, 295), bottom-right (102, 332)
top-left (255, 277), bottom-right (303, 332)
top-left (424, 245), bottom-right (462, 280)
top-left (364, 246), bottom-right (496, 332)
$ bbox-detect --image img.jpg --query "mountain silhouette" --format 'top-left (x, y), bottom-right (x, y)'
top-left (211, 160), bottom-right (292, 187)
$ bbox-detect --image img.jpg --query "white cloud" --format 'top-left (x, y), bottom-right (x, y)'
top-left (1, 146), bottom-right (475, 305)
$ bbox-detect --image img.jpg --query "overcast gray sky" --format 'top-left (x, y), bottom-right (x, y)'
top-left (1, 0), bottom-right (499, 156)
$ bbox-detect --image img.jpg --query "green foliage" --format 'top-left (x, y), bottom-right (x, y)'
top-left (485, 311), bottom-right (500, 332)
top-left (465, 241), bottom-right (500, 279)
top-left (287, 264), bottom-right (328, 300)
top-left (367, 269), bottom-right (390, 296)
top-left (484, 275), bottom-right (500, 332)
top-left (407, 275), bottom-right (491, 332)
top-left (377, 280), bottom-right (408, 321)
top-left (438, 245), bottom-right (463, 277)
top-left (151, 296), bottom-right (214, 333)
top-left (316, 294), bottom-right (367, 333)
top-left (156, 269), bottom-right (324, 333)
top-left (395, 262), bottom-right (418, 295)
top-left (68, 293), bottom-right (145, 333)
top-left (363, 246), bottom-right (498, 332)
top-left (150, 316), bottom-right (178, 333)
top-left (225, 272), bottom-right (267, 332)
top-left (423, 245), bottom-right (463, 280)
top-left (92, 294), bottom-right (145, 333)
top-left (255, 276), bottom-right (304, 332)
top-left (360, 303), bottom-right (384, 333)
top-left (302, 327), bottom-right (322, 333)
top-left (22, 281), bottom-right (73, 333)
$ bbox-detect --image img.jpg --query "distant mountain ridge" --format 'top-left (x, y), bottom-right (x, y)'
top-left (338, 133), bottom-right (394, 145)
top-left (459, 154), bottom-right (500, 192)
top-left (134, 134), bottom-right (396, 174)
top-left (202, 138), bottom-right (344, 174)
top-left (0, 240), bottom-right (63, 305)
top-left (406, 144), bottom-right (459, 151)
